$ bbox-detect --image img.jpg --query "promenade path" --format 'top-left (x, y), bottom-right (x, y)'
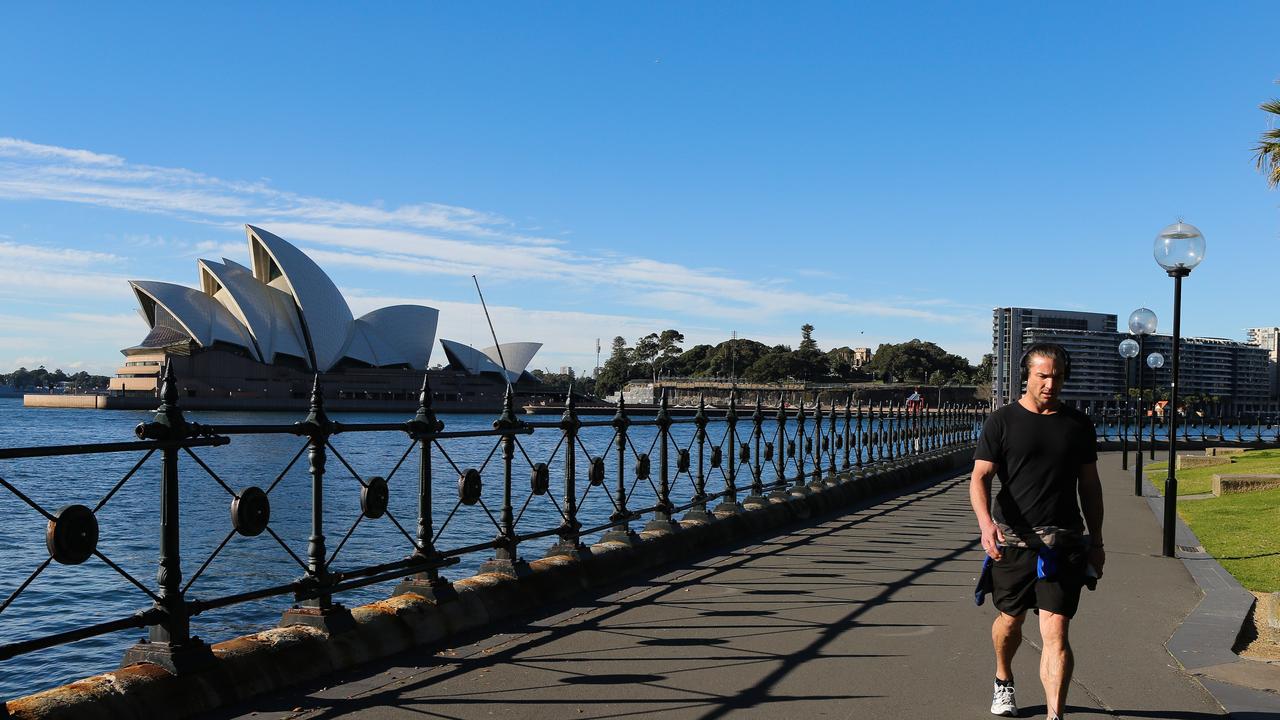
top-left (215, 453), bottom-right (1242, 719)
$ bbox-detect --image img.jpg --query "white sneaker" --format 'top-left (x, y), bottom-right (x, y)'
top-left (990, 680), bottom-right (1017, 716)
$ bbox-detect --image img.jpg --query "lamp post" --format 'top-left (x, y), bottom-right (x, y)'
top-left (1154, 221), bottom-right (1205, 558)
top-left (1147, 352), bottom-right (1165, 460)
top-left (1119, 338), bottom-right (1140, 472)
top-left (1129, 307), bottom-right (1158, 496)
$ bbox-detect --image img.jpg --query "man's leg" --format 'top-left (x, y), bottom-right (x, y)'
top-left (1039, 610), bottom-right (1073, 718)
top-left (992, 611), bottom-right (1024, 681)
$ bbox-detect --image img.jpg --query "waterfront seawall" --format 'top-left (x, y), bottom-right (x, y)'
top-left (2, 446), bottom-right (974, 720)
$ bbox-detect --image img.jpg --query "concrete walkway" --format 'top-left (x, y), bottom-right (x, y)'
top-left (214, 453), bottom-right (1269, 719)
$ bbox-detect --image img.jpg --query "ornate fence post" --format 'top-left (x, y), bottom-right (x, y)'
top-left (122, 363), bottom-right (214, 672)
top-left (841, 395), bottom-right (852, 471)
top-left (548, 387), bottom-right (586, 559)
top-left (794, 397), bottom-right (810, 493)
top-left (645, 389), bottom-right (679, 533)
top-left (745, 393), bottom-right (767, 505)
top-left (603, 398), bottom-right (638, 545)
top-left (481, 387), bottom-right (530, 577)
top-left (807, 397), bottom-right (825, 490)
top-left (279, 376), bottom-right (353, 632)
top-left (827, 397), bottom-right (838, 480)
top-left (854, 400), bottom-right (864, 471)
top-left (715, 390), bottom-right (744, 515)
top-left (885, 401), bottom-right (897, 464)
top-left (396, 376), bottom-right (453, 599)
top-left (926, 399), bottom-right (937, 453)
top-left (684, 394), bottom-right (711, 523)
top-left (770, 394), bottom-right (791, 500)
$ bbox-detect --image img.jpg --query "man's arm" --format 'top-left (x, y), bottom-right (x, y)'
top-left (970, 459), bottom-right (1004, 560)
top-left (1078, 462), bottom-right (1106, 575)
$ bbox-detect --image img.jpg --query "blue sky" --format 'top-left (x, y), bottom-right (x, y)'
top-left (1, 3), bottom-right (1278, 376)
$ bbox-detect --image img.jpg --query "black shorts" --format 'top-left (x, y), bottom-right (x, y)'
top-left (991, 545), bottom-right (1087, 618)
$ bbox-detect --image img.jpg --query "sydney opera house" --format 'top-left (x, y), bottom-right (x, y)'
top-left (107, 225), bottom-right (551, 411)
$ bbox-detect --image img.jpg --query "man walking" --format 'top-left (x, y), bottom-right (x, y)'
top-left (970, 343), bottom-right (1105, 720)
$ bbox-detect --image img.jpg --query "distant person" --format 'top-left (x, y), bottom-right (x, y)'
top-left (969, 343), bottom-right (1105, 720)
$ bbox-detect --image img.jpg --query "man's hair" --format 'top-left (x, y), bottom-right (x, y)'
top-left (1020, 343), bottom-right (1072, 382)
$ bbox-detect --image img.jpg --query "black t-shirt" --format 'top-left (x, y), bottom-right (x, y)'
top-left (973, 401), bottom-right (1098, 531)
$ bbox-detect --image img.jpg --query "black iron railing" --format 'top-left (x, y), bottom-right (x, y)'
top-left (0, 363), bottom-right (986, 681)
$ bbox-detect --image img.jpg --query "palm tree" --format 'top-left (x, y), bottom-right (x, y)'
top-left (1255, 98), bottom-right (1280, 187)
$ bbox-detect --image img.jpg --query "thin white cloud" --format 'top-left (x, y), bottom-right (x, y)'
top-left (0, 312), bottom-right (140, 375)
top-left (0, 241), bottom-right (123, 266)
top-left (0, 267), bottom-right (132, 298)
top-left (0, 138), bottom-right (123, 166)
top-left (0, 137), bottom-right (983, 353)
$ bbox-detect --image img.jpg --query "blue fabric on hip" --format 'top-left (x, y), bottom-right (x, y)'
top-left (974, 553), bottom-right (995, 606)
top-left (1036, 545), bottom-right (1059, 580)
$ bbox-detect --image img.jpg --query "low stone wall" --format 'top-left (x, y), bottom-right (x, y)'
top-left (2, 446), bottom-right (976, 720)
top-left (1205, 447), bottom-right (1248, 457)
top-left (1177, 454), bottom-right (1232, 470)
top-left (21, 394), bottom-right (111, 409)
top-left (1211, 474), bottom-right (1280, 496)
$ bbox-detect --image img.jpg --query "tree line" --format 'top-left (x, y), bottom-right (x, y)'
top-left (594, 325), bottom-right (990, 396)
top-left (1, 366), bottom-right (111, 391)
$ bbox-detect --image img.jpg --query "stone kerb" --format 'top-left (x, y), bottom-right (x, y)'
top-left (4, 446), bottom-right (977, 720)
top-left (1205, 447), bottom-right (1248, 457)
top-left (1210, 473), bottom-right (1280, 496)
top-left (1176, 454), bottom-right (1232, 470)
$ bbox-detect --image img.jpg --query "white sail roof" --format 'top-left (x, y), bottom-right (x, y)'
top-left (440, 339), bottom-right (507, 376)
top-left (130, 280), bottom-right (258, 357)
top-left (198, 258), bottom-right (309, 366)
top-left (482, 342), bottom-right (542, 383)
top-left (247, 225), bottom-right (353, 372)
top-left (440, 340), bottom-right (541, 382)
top-left (356, 305), bottom-right (439, 369)
top-left (125, 224), bottom-right (450, 375)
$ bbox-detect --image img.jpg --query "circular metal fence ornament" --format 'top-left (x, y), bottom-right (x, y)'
top-left (530, 463), bottom-right (550, 495)
top-left (362, 476), bottom-right (389, 519)
top-left (46, 504), bottom-right (98, 565)
top-left (821, 436), bottom-right (829, 451)
top-left (787, 440), bottom-right (796, 458)
top-left (636, 453), bottom-right (651, 479)
top-left (231, 486), bottom-right (271, 537)
top-left (763, 442), bottom-right (774, 462)
top-left (739, 443), bottom-right (750, 463)
top-left (804, 439), bottom-right (812, 455)
top-left (588, 457), bottom-right (606, 486)
top-left (710, 446), bottom-right (722, 469)
top-left (677, 449), bottom-right (690, 473)
top-left (835, 434), bottom-right (843, 449)
top-left (459, 468), bottom-right (482, 505)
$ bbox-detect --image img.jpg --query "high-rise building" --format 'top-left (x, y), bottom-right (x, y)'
top-left (992, 308), bottom-right (1271, 410)
top-left (991, 308), bottom-right (1117, 406)
top-left (1245, 327), bottom-right (1280, 396)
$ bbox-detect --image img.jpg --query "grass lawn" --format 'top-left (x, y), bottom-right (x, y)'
top-left (1178, 486), bottom-right (1280, 593)
top-left (1138, 449), bottom-right (1280, 592)
top-left (1144, 448), bottom-right (1280, 496)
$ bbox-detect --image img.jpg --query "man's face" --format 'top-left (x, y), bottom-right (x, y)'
top-left (1025, 354), bottom-right (1063, 404)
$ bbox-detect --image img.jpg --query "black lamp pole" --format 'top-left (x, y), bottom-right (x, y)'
top-left (1163, 269), bottom-right (1189, 557)
top-left (1134, 334), bottom-right (1145, 495)
top-left (1149, 358), bottom-right (1158, 460)
top-left (1121, 354), bottom-right (1131, 471)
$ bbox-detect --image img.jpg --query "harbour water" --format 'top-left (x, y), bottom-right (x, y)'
top-left (0, 396), bottom-right (1250, 700)
top-left (0, 396), bottom-right (798, 699)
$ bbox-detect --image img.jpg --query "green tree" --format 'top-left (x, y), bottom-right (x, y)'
top-left (1255, 97), bottom-right (1280, 187)
top-left (799, 324), bottom-right (818, 353)
top-left (595, 336), bottom-right (633, 395)
top-left (743, 351), bottom-right (804, 382)
top-left (865, 340), bottom-right (972, 384)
